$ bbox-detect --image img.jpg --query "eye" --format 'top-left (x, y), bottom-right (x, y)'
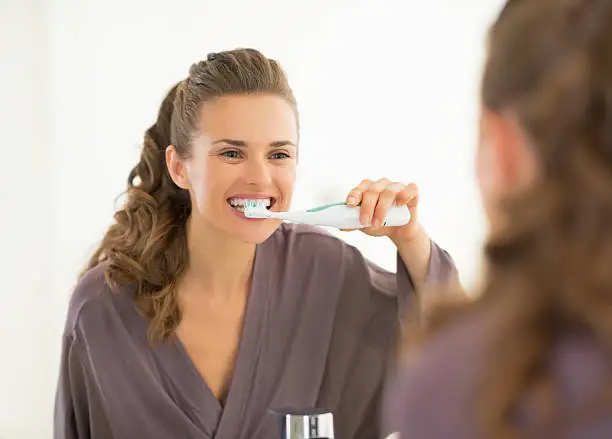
top-left (270, 151), bottom-right (291, 160)
top-left (221, 150), bottom-right (242, 160)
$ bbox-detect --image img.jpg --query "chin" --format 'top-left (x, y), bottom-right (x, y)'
top-left (225, 220), bottom-right (282, 245)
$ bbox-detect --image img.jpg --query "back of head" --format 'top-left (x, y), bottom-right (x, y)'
top-left (481, 2), bottom-right (612, 303)
top-left (410, 1), bottom-right (612, 438)
top-left (83, 48), bottom-right (296, 342)
top-left (482, 1), bottom-right (612, 437)
top-left (482, 0), bottom-right (612, 345)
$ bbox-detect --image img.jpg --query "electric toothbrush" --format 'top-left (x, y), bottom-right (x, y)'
top-left (243, 200), bottom-right (410, 229)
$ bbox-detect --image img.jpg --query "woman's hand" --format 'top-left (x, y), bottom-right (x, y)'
top-left (343, 178), bottom-right (422, 243)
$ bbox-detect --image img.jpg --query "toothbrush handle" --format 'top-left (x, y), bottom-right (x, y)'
top-left (381, 205), bottom-right (412, 227)
top-left (299, 204), bottom-right (411, 229)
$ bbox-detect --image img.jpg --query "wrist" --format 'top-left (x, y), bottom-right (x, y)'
top-left (390, 223), bottom-right (429, 248)
top-left (391, 223), bottom-right (432, 291)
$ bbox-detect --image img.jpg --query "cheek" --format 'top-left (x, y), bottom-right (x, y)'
top-left (185, 159), bottom-right (226, 208)
top-left (276, 165), bottom-right (296, 200)
top-left (476, 142), bottom-right (499, 201)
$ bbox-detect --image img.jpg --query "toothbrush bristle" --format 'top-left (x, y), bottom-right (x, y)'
top-left (244, 200), bottom-right (262, 209)
top-left (243, 199), bottom-right (268, 218)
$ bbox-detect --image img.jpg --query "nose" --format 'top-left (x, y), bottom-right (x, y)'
top-left (244, 155), bottom-right (272, 186)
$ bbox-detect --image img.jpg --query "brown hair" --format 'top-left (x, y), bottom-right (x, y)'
top-left (82, 48), bottom-right (298, 342)
top-left (406, 1), bottom-right (612, 438)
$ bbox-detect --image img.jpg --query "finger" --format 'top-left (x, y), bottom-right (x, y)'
top-left (372, 183), bottom-right (404, 228)
top-left (396, 182), bottom-right (420, 208)
top-left (346, 178), bottom-right (374, 206)
top-left (368, 177), bottom-right (391, 193)
top-left (360, 178), bottom-right (391, 226)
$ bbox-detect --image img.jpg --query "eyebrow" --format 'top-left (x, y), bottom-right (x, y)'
top-left (212, 139), bottom-right (296, 148)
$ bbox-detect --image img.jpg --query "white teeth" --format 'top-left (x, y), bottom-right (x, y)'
top-left (228, 198), bottom-right (272, 213)
top-left (228, 198), bottom-right (272, 207)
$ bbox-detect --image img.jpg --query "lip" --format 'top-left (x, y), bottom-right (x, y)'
top-left (227, 204), bottom-right (266, 221)
top-left (227, 193), bottom-right (277, 200)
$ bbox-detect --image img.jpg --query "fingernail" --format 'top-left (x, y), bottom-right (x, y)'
top-left (347, 197), bottom-right (356, 205)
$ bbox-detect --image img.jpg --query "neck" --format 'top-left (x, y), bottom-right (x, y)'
top-left (182, 215), bottom-right (256, 298)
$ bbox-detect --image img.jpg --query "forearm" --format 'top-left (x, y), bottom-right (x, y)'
top-left (390, 223), bottom-right (432, 293)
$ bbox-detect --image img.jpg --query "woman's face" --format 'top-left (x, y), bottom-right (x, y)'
top-left (168, 93), bottom-right (298, 244)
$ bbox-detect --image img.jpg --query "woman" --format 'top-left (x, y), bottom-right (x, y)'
top-left (386, 1), bottom-right (612, 438)
top-left (53, 48), bottom-right (457, 439)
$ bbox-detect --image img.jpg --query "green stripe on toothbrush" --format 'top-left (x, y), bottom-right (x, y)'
top-left (306, 201), bottom-right (361, 212)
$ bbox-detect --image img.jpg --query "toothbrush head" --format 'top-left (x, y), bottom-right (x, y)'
top-left (243, 199), bottom-right (270, 218)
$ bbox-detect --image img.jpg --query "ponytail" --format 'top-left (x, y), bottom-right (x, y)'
top-left (83, 81), bottom-right (191, 343)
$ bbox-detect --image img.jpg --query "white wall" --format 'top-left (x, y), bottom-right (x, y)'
top-left (2, 1), bottom-right (503, 437)
top-left (1, 1), bottom-right (55, 438)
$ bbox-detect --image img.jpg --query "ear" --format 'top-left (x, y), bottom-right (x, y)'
top-left (165, 145), bottom-right (190, 190)
top-left (479, 109), bottom-right (536, 192)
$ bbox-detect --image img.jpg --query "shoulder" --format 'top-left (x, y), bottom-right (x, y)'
top-left (62, 263), bottom-right (135, 338)
top-left (391, 314), bottom-right (612, 438)
top-left (272, 223), bottom-right (395, 289)
top-left (275, 223), bottom-right (388, 259)
top-left (389, 310), bottom-right (491, 437)
top-left (271, 224), bottom-right (398, 322)
top-left (270, 223), bottom-right (386, 275)
top-left (401, 310), bottom-right (489, 388)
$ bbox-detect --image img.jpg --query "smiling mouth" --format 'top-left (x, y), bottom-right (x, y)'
top-left (226, 197), bottom-right (276, 213)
